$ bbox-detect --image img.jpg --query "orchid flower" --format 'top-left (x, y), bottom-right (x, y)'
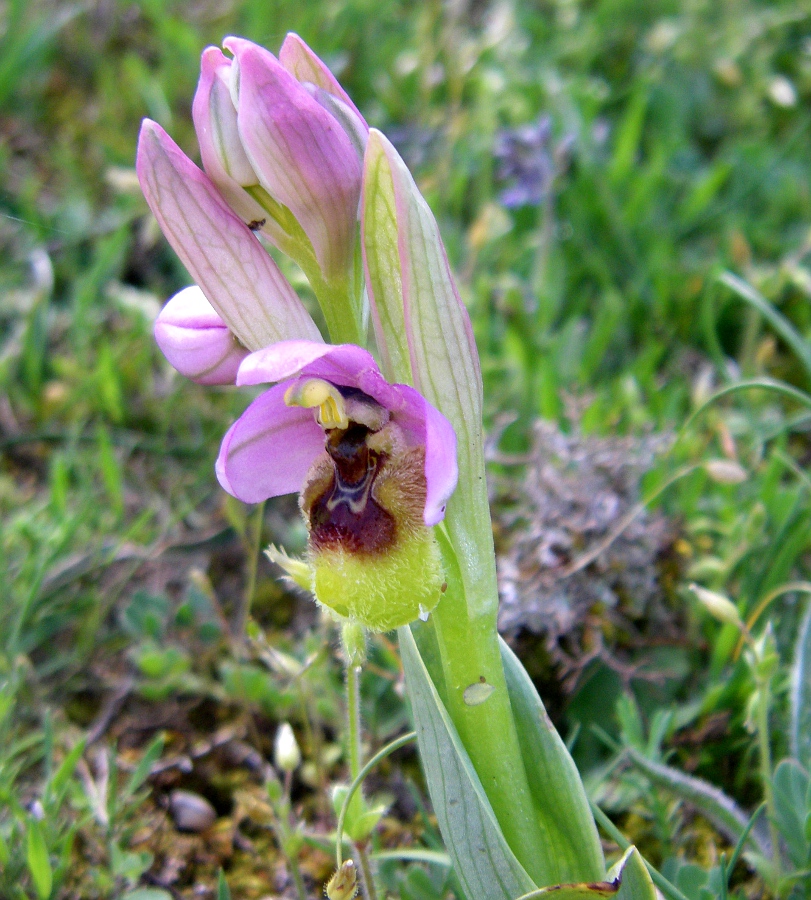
top-left (139, 34), bottom-right (368, 348)
top-left (216, 340), bottom-right (457, 631)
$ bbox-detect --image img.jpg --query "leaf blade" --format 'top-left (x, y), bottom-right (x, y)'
top-left (792, 603), bottom-right (811, 769)
top-left (399, 626), bottom-right (536, 900)
top-left (500, 638), bottom-right (605, 883)
top-left (26, 819), bottom-right (53, 900)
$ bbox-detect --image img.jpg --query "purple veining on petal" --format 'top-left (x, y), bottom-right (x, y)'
top-left (225, 37), bottom-right (362, 281)
top-left (279, 33), bottom-right (367, 129)
top-left (136, 120), bottom-right (322, 351)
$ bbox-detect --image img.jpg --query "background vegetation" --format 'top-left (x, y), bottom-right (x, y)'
top-left (2, 0), bottom-right (811, 897)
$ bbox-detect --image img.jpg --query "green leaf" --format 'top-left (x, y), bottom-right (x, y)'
top-left (399, 626), bottom-right (536, 900)
top-left (110, 843), bottom-right (152, 880)
top-left (792, 605), bottom-right (811, 769)
top-left (608, 848), bottom-right (657, 900)
top-left (719, 271), bottom-right (811, 387)
top-left (120, 891), bottom-right (173, 900)
top-left (514, 847), bottom-right (656, 900)
top-left (372, 849), bottom-right (451, 868)
top-left (516, 888), bottom-right (615, 900)
top-left (500, 638), bottom-right (605, 882)
top-left (681, 379), bottom-right (811, 441)
top-left (624, 747), bottom-right (770, 856)
top-left (608, 85), bottom-right (649, 184)
top-left (48, 737), bottom-right (87, 802)
top-left (678, 161), bottom-right (732, 223)
top-left (333, 784), bottom-right (387, 843)
top-left (125, 733), bottom-right (165, 797)
top-left (217, 869), bottom-right (232, 900)
top-left (26, 819), bottom-right (52, 900)
top-left (772, 759), bottom-right (810, 869)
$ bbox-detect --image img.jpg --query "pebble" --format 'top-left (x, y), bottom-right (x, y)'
top-left (169, 789), bottom-right (216, 833)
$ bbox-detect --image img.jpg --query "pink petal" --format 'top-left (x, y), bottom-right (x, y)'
top-left (193, 48), bottom-right (296, 255)
top-left (216, 383), bottom-right (326, 502)
top-left (394, 385), bottom-right (458, 525)
top-left (154, 285), bottom-right (248, 384)
top-left (136, 120), bottom-right (322, 352)
top-left (279, 33), bottom-right (367, 129)
top-left (225, 37), bottom-right (362, 281)
top-left (237, 340), bottom-right (402, 410)
top-left (304, 85), bottom-right (369, 159)
top-left (195, 47), bottom-right (257, 187)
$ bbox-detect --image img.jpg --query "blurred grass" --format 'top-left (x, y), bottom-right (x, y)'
top-left (2, 0), bottom-right (811, 897)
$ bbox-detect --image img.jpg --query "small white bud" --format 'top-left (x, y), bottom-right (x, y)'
top-left (274, 722), bottom-right (301, 773)
top-left (704, 459), bottom-right (747, 485)
top-left (769, 76), bottom-right (797, 108)
top-left (689, 584), bottom-right (743, 629)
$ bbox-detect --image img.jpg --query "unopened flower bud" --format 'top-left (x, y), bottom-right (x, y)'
top-left (194, 35), bottom-right (367, 288)
top-left (325, 860), bottom-right (357, 900)
top-left (689, 584), bottom-right (743, 630)
top-left (154, 286), bottom-right (248, 384)
top-left (274, 722), bottom-right (301, 773)
top-left (704, 459), bottom-right (747, 485)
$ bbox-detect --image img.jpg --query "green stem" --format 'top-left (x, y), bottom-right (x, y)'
top-left (341, 626), bottom-right (378, 900)
top-left (346, 659), bottom-right (362, 782)
top-left (236, 500), bottom-right (265, 642)
top-left (244, 184), bottom-right (366, 346)
top-left (286, 846), bottom-right (308, 900)
top-left (429, 542), bottom-right (547, 886)
top-left (355, 845), bottom-right (378, 900)
top-left (274, 819), bottom-right (307, 900)
top-left (307, 264), bottom-right (366, 347)
top-left (755, 676), bottom-right (782, 889)
top-left (336, 732), bottom-right (417, 867)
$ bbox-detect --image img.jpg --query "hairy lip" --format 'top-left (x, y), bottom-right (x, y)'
top-left (308, 425), bottom-right (396, 554)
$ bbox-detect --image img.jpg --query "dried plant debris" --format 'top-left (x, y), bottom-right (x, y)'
top-left (493, 420), bottom-right (679, 692)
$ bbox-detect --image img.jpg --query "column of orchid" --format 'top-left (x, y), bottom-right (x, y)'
top-left (138, 33), bottom-right (654, 900)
